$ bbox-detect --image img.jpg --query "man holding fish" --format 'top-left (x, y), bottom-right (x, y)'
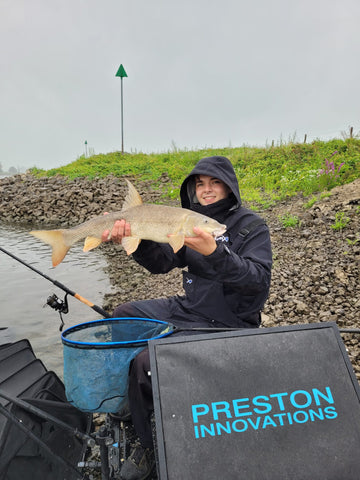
top-left (101, 155), bottom-right (272, 480)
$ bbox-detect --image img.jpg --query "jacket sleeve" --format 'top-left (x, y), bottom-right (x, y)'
top-left (132, 240), bottom-right (187, 273)
top-left (203, 225), bottom-right (272, 294)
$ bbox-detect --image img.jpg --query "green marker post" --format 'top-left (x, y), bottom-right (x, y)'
top-left (115, 64), bottom-right (128, 154)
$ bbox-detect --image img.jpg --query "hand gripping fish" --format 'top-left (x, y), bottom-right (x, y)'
top-left (30, 179), bottom-right (227, 267)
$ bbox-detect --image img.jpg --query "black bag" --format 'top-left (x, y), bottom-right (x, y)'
top-left (0, 340), bottom-right (92, 480)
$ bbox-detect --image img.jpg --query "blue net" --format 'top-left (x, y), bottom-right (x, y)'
top-left (61, 317), bottom-right (174, 413)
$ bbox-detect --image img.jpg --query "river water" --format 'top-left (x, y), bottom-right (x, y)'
top-left (0, 222), bottom-right (112, 378)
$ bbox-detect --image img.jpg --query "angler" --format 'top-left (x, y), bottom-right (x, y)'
top-left (101, 155), bottom-right (273, 480)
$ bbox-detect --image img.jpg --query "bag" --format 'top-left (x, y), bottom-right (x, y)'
top-left (0, 340), bottom-right (92, 480)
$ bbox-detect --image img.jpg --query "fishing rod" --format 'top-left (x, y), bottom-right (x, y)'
top-left (177, 326), bottom-right (360, 334)
top-left (0, 246), bottom-right (111, 328)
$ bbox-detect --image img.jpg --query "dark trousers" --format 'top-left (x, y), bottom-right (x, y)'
top-left (128, 348), bottom-right (154, 447)
top-left (113, 303), bottom-right (154, 448)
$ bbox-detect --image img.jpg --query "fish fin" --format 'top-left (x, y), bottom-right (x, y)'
top-left (83, 236), bottom-right (102, 252)
top-left (121, 236), bottom-right (141, 255)
top-left (122, 179), bottom-right (143, 210)
top-left (29, 230), bottom-right (70, 267)
top-left (168, 234), bottom-right (185, 253)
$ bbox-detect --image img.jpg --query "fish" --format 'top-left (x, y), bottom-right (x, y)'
top-left (30, 179), bottom-right (227, 267)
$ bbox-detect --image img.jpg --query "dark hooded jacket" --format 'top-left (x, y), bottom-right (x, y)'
top-left (132, 156), bottom-right (272, 328)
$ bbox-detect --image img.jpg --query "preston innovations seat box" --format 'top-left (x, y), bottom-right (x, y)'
top-left (150, 322), bottom-right (360, 480)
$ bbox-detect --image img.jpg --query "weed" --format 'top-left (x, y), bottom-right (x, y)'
top-left (303, 196), bottom-right (318, 209)
top-left (331, 212), bottom-right (351, 231)
top-left (346, 234), bottom-right (360, 246)
top-left (319, 191), bottom-right (331, 200)
top-left (318, 151), bottom-right (345, 190)
top-left (278, 213), bottom-right (301, 228)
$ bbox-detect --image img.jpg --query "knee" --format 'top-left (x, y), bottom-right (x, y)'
top-left (113, 302), bottom-right (137, 318)
top-left (132, 348), bottom-right (150, 376)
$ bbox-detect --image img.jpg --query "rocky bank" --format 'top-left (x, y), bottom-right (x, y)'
top-left (0, 173), bottom-right (359, 381)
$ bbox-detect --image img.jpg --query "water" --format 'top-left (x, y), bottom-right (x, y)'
top-left (0, 222), bottom-right (112, 378)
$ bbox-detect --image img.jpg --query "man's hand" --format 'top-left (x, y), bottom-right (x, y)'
top-left (101, 218), bottom-right (131, 244)
top-left (184, 226), bottom-right (217, 256)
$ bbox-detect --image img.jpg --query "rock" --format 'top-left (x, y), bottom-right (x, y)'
top-left (294, 300), bottom-right (309, 314)
top-left (317, 286), bottom-right (329, 295)
top-left (335, 268), bottom-right (348, 284)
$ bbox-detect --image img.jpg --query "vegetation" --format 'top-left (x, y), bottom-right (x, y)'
top-left (302, 195), bottom-right (318, 209)
top-left (331, 211), bottom-right (351, 231)
top-left (346, 234), bottom-right (360, 246)
top-left (30, 138), bottom-right (360, 207)
top-left (278, 213), bottom-right (301, 229)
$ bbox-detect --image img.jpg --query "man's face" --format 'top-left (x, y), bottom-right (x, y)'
top-left (195, 175), bottom-right (231, 206)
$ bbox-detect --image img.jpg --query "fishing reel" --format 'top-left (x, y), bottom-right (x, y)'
top-left (45, 293), bottom-right (69, 331)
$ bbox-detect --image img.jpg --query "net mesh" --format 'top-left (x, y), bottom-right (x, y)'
top-left (61, 318), bottom-right (173, 413)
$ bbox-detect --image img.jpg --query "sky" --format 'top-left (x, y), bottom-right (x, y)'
top-left (1, 0), bottom-right (359, 171)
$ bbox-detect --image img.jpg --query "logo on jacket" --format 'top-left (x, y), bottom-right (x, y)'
top-left (215, 235), bottom-right (229, 243)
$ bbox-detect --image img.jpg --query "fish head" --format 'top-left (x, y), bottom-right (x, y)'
top-left (184, 213), bottom-right (227, 237)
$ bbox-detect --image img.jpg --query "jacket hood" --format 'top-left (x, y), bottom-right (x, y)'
top-left (180, 156), bottom-right (242, 209)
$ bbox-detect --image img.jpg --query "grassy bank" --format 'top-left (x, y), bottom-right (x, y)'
top-left (31, 138), bottom-right (360, 207)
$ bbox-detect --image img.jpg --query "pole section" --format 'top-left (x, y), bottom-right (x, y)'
top-left (121, 76), bottom-right (124, 154)
top-left (115, 64), bottom-right (128, 154)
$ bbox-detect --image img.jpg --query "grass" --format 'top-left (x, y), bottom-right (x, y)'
top-left (278, 213), bottom-right (301, 228)
top-left (303, 196), bottom-right (318, 209)
top-left (346, 234), bottom-right (360, 246)
top-left (331, 212), bottom-right (351, 231)
top-left (30, 138), bottom-right (360, 207)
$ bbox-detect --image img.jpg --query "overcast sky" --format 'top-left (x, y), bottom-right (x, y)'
top-left (1, 0), bottom-right (359, 171)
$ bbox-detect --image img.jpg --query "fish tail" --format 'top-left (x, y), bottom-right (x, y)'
top-left (29, 229), bottom-right (70, 267)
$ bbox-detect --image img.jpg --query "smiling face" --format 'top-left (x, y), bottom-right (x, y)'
top-left (194, 175), bottom-right (231, 206)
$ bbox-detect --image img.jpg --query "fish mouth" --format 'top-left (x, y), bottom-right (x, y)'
top-left (213, 225), bottom-right (227, 237)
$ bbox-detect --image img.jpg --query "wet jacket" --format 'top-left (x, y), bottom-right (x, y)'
top-left (132, 156), bottom-right (272, 328)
